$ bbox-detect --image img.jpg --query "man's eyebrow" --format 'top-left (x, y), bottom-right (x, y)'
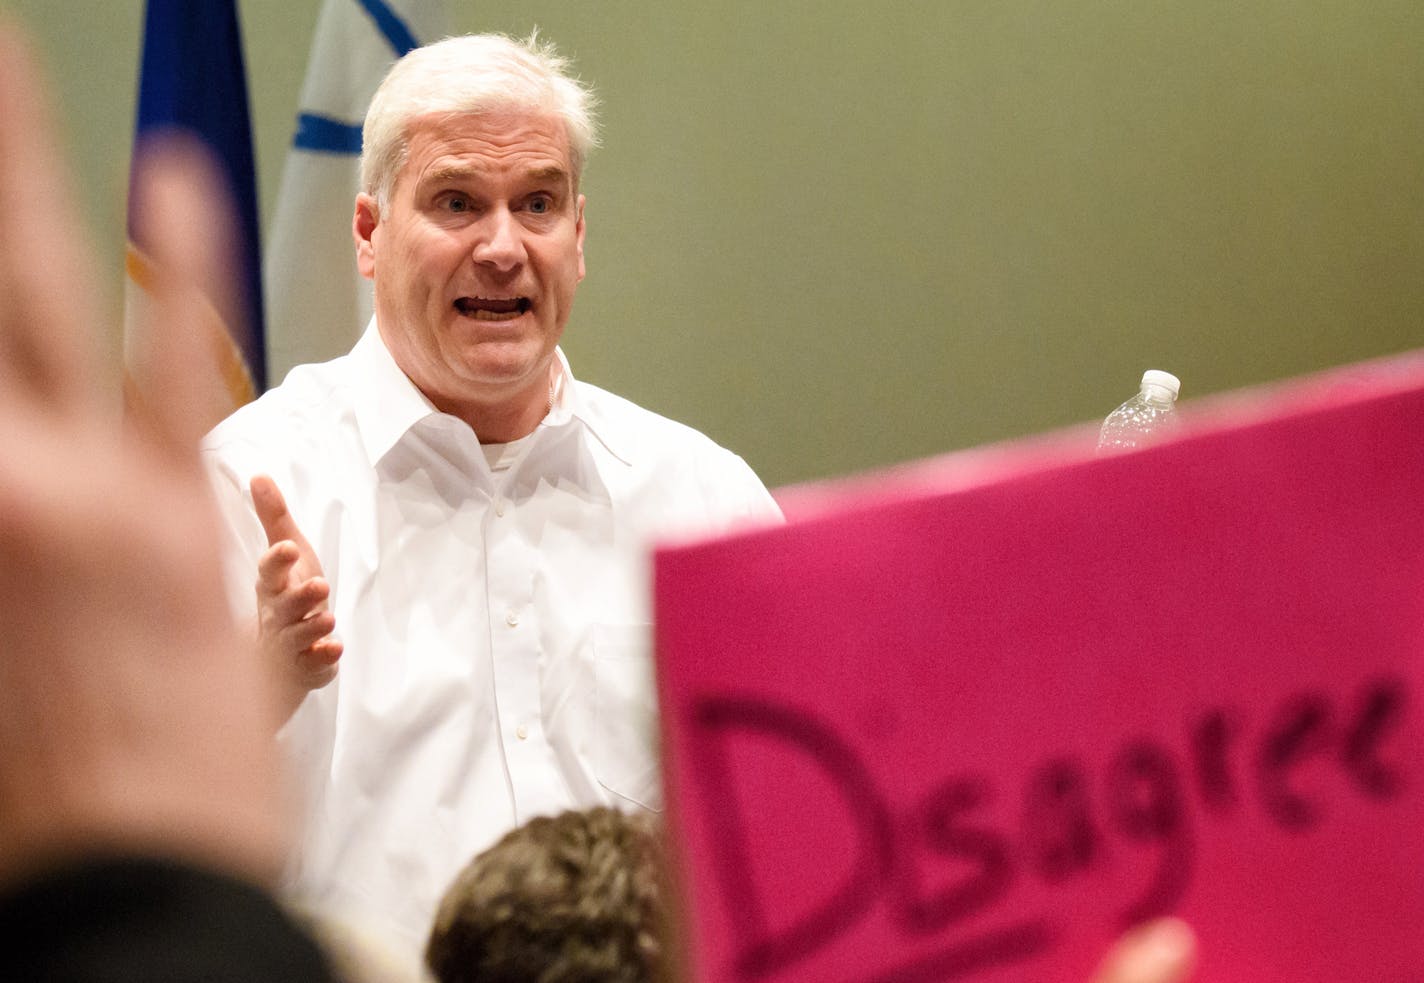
top-left (426, 164), bottom-right (483, 185)
top-left (526, 165), bottom-right (573, 189)
top-left (424, 164), bottom-right (572, 188)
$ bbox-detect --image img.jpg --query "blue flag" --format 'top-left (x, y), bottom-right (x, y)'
top-left (127, 0), bottom-right (265, 411)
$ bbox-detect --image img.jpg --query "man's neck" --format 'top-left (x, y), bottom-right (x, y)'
top-left (371, 318), bottom-right (561, 445)
top-left (444, 366), bottom-right (558, 445)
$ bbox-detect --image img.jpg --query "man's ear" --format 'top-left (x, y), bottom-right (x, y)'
top-left (575, 193), bottom-right (586, 282)
top-left (353, 193), bottom-right (379, 280)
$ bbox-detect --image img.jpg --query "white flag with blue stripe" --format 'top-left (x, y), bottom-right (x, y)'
top-left (264, 0), bottom-right (448, 384)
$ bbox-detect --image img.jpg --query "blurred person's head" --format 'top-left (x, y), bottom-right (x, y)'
top-left (425, 807), bottom-right (666, 983)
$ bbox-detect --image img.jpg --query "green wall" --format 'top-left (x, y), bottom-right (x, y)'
top-left (10, 0), bottom-right (1422, 487)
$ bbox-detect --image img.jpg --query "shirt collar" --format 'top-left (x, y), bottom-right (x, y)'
top-left (351, 320), bottom-right (441, 467)
top-left (351, 320), bottom-right (635, 468)
top-left (545, 348), bottom-right (634, 466)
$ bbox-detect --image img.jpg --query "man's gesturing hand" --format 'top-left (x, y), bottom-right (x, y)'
top-left (251, 474), bottom-right (343, 717)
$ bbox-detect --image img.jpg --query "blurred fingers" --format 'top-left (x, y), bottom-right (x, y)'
top-left (127, 136), bottom-right (242, 457)
top-left (0, 24), bottom-right (100, 413)
top-left (1091, 918), bottom-right (1197, 983)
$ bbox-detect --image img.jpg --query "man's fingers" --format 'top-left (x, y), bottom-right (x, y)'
top-left (261, 577), bottom-right (331, 626)
top-left (256, 540), bottom-right (299, 591)
top-left (292, 657), bottom-right (340, 693)
top-left (285, 637), bottom-right (343, 695)
top-left (252, 473), bottom-right (338, 704)
top-left (1090, 918), bottom-right (1196, 983)
top-left (261, 580), bottom-right (332, 631)
top-left (307, 637), bottom-right (344, 665)
top-left (255, 542), bottom-right (331, 611)
top-left (0, 24), bottom-right (99, 413)
top-left (250, 475), bottom-right (316, 553)
top-left (284, 617), bottom-right (340, 660)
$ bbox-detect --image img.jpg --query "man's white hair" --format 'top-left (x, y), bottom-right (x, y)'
top-left (360, 32), bottom-right (599, 207)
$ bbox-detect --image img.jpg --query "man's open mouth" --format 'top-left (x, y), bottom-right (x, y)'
top-left (454, 297), bottom-right (532, 320)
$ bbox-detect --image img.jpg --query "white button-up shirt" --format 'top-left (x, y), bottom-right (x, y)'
top-left (202, 323), bottom-right (780, 958)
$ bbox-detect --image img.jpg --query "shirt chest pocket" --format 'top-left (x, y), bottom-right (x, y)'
top-left (592, 624), bottom-right (662, 812)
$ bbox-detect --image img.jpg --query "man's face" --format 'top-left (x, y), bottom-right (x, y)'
top-left (353, 110), bottom-right (586, 424)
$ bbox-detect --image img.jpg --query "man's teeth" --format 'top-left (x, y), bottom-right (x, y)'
top-left (455, 294), bottom-right (529, 317)
top-left (455, 297), bottom-right (529, 319)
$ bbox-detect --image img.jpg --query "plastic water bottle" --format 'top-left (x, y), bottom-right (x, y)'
top-left (1097, 370), bottom-right (1182, 453)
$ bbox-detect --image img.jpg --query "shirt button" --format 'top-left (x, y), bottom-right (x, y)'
top-left (494, 498), bottom-right (506, 517)
top-left (516, 725), bottom-right (529, 741)
top-left (505, 611), bottom-right (519, 627)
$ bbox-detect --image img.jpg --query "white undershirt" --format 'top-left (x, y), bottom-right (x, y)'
top-left (480, 433), bottom-right (531, 472)
top-left (481, 365), bottom-right (564, 472)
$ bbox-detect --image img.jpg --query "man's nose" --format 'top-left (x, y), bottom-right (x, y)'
top-left (472, 208), bottom-right (527, 272)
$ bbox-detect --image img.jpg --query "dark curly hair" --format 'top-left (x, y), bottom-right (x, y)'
top-left (425, 808), bottom-right (667, 983)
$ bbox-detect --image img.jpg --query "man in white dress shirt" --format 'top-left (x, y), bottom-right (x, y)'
top-left (202, 33), bottom-right (780, 960)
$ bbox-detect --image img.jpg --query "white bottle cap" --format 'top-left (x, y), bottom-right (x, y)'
top-left (1141, 369), bottom-right (1181, 399)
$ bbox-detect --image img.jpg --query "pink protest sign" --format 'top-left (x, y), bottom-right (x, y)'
top-left (654, 351), bottom-right (1424, 983)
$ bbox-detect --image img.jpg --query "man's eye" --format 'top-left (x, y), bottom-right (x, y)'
top-left (445, 196), bottom-right (470, 213)
top-left (528, 196), bottom-right (551, 214)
